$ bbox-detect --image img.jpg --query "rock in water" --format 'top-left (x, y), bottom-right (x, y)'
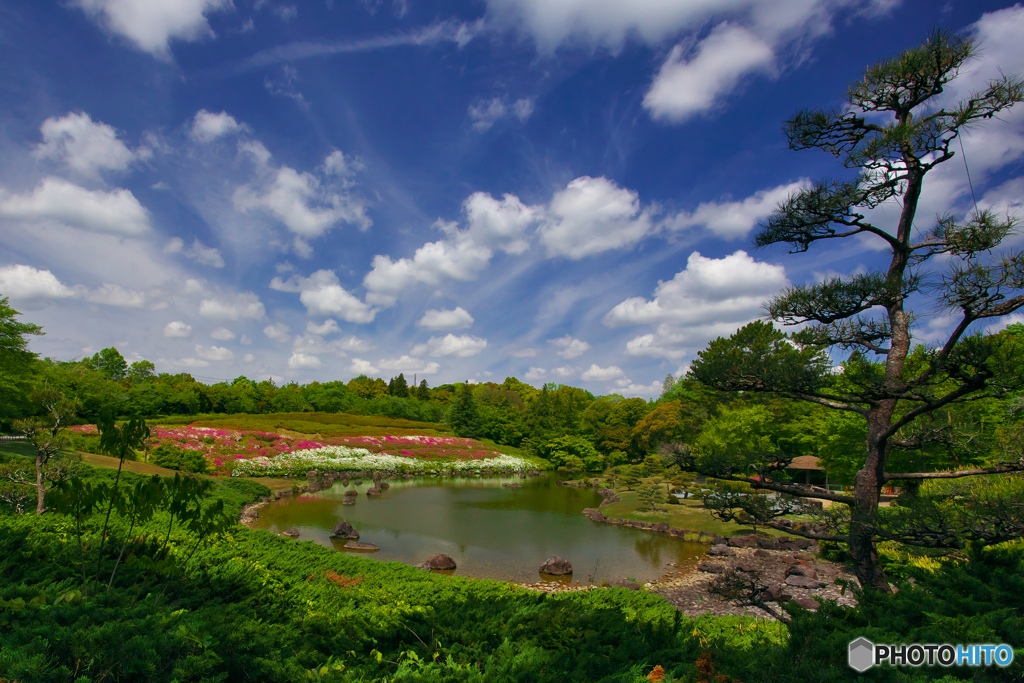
top-left (343, 541), bottom-right (380, 551)
top-left (344, 490), bottom-right (358, 496)
top-left (538, 555), bottom-right (573, 575)
top-left (378, 482), bottom-right (390, 490)
top-left (330, 521), bottom-right (359, 539)
top-left (415, 562), bottom-right (432, 570)
top-left (425, 554), bottom-right (457, 570)
top-left (341, 497), bottom-right (355, 506)
top-left (282, 527), bottom-right (300, 538)
top-left (366, 487), bottom-right (382, 496)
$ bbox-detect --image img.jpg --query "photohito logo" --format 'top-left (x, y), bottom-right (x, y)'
top-left (848, 638), bottom-right (1015, 671)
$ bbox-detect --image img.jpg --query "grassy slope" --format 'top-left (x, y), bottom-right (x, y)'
top-left (152, 411), bottom-right (453, 438)
top-left (597, 477), bottom-right (809, 537)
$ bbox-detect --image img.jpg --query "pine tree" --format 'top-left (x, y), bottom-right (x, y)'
top-left (393, 373), bottom-right (409, 398)
top-left (417, 379), bottom-right (430, 401)
top-left (448, 382), bottom-right (482, 438)
top-left (689, 30), bottom-right (1024, 592)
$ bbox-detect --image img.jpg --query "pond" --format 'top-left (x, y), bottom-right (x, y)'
top-left (252, 472), bottom-right (708, 584)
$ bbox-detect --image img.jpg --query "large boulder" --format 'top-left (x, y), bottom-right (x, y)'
top-left (727, 535), bottom-right (759, 548)
top-left (282, 527), bottom-right (300, 538)
top-left (707, 544), bottom-right (734, 557)
top-left (344, 490), bottom-right (358, 497)
top-left (343, 541), bottom-right (380, 551)
top-left (539, 555), bottom-right (573, 575)
top-left (651, 523), bottom-right (671, 533)
top-left (735, 561), bottom-right (759, 573)
top-left (753, 549), bottom-right (772, 558)
top-left (425, 554), bottom-right (457, 570)
top-left (697, 562), bottom-right (725, 573)
top-left (341, 497), bottom-right (355, 506)
top-left (606, 578), bottom-right (641, 590)
top-left (379, 482), bottom-right (391, 490)
top-left (582, 508), bottom-right (605, 522)
top-left (756, 537), bottom-right (778, 550)
top-left (366, 487), bottom-right (382, 496)
top-left (330, 521), bottom-right (359, 539)
top-left (786, 564), bottom-right (818, 580)
top-left (794, 596), bottom-right (820, 610)
top-left (785, 575), bottom-right (826, 589)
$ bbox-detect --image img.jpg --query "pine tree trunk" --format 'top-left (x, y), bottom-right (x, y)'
top-left (849, 404), bottom-right (895, 592)
top-left (35, 452), bottom-right (45, 514)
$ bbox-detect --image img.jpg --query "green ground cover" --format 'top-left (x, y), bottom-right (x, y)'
top-left (1, 450), bottom-right (1022, 682)
top-left (153, 412), bottom-right (451, 438)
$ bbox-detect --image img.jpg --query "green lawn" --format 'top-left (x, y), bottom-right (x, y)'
top-left (598, 478), bottom-right (810, 538)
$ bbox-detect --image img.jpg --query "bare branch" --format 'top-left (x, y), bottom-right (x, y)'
top-left (884, 463), bottom-right (1024, 482)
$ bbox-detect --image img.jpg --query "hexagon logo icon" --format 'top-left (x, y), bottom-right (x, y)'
top-left (848, 637), bottom-right (874, 672)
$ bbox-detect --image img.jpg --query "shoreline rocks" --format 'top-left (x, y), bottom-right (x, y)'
top-left (329, 521), bottom-right (359, 540)
top-left (343, 541), bottom-right (380, 551)
top-left (424, 554), bottom-right (457, 570)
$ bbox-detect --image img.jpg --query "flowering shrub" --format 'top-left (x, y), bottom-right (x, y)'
top-left (230, 447), bottom-right (531, 477)
top-left (70, 424), bottom-right (526, 475)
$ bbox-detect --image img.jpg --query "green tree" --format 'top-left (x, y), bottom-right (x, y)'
top-left (90, 347), bottom-right (128, 381)
top-left (416, 379), bottom-right (431, 401)
top-left (689, 31), bottom-right (1024, 592)
top-left (13, 388), bottom-right (80, 513)
top-left (0, 296), bottom-right (43, 418)
top-left (637, 478), bottom-right (665, 512)
top-left (448, 383), bottom-right (482, 438)
top-left (618, 465), bottom-right (640, 492)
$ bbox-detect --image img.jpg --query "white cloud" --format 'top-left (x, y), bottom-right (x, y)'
top-left (549, 334), bottom-right (590, 359)
top-left (195, 344), bottom-right (233, 361)
top-left (210, 326), bottom-right (235, 340)
top-left (525, 366), bottom-right (546, 380)
top-left (485, 0), bottom-right (744, 50)
top-left (666, 180), bottom-right (809, 239)
top-left (364, 191), bottom-right (540, 306)
top-left (581, 364), bottom-right (624, 381)
top-left (0, 264), bottom-right (74, 300)
top-left (624, 330), bottom-right (688, 359)
top-left (349, 358), bottom-right (379, 375)
top-left (538, 176), bottom-right (654, 259)
top-left (164, 320), bottom-right (192, 338)
top-left (614, 380), bottom-right (664, 397)
top-left (510, 348), bottom-right (537, 357)
top-left (377, 355), bottom-right (441, 374)
top-left (243, 352), bottom-right (255, 362)
top-left (288, 352), bottom-right (322, 369)
top-left (513, 98), bottom-right (535, 122)
top-left (469, 98), bottom-right (507, 131)
top-left (234, 149), bottom-right (371, 253)
top-left (604, 250), bottom-right (788, 327)
top-left (72, 0), bottom-right (234, 57)
top-left (0, 177), bottom-right (150, 236)
top-left (179, 357), bottom-right (210, 368)
top-left (240, 334), bottom-right (252, 345)
top-left (0, 265), bottom-right (143, 308)
top-left (550, 366), bottom-right (577, 378)
top-left (644, 23), bottom-right (775, 122)
top-left (273, 270), bottom-right (377, 323)
top-left (190, 110), bottom-right (245, 142)
top-left (306, 318), bottom-right (341, 336)
top-left (83, 283), bottom-right (146, 307)
top-left (33, 112), bottom-right (135, 177)
top-left (468, 97), bottom-right (534, 130)
top-left (175, 238), bottom-right (225, 267)
top-left (986, 314), bottom-right (1024, 335)
top-left (263, 322), bottom-right (293, 343)
top-left (416, 307), bottom-right (475, 330)
top-left (198, 292), bottom-right (265, 320)
top-left (411, 333), bottom-right (488, 358)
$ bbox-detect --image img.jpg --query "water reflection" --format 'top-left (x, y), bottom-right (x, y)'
top-left (253, 473), bottom-right (707, 583)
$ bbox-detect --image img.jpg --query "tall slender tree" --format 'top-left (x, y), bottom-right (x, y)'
top-left (688, 30), bottom-right (1024, 591)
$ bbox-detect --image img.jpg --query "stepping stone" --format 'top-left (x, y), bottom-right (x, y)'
top-left (343, 541), bottom-right (380, 551)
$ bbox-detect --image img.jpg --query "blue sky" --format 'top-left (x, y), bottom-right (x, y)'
top-left (1, 0), bottom-right (1023, 395)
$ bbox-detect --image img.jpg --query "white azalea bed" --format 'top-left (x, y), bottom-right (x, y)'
top-left (230, 445), bottom-right (532, 477)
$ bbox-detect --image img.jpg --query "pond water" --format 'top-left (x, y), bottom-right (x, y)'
top-left (252, 472), bottom-right (707, 584)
